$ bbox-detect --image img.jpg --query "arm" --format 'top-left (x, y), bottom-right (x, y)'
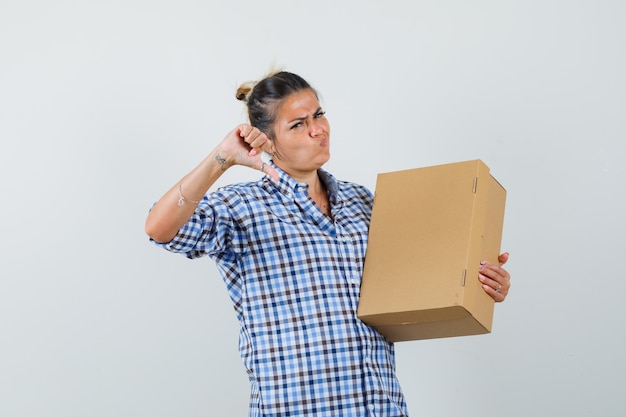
top-left (145, 124), bottom-right (277, 243)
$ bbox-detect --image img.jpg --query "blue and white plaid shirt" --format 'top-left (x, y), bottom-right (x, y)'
top-left (153, 163), bottom-right (408, 416)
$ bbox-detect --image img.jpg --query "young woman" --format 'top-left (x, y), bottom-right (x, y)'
top-left (145, 71), bottom-right (511, 416)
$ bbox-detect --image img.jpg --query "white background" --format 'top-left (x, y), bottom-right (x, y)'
top-left (1, 0), bottom-right (624, 416)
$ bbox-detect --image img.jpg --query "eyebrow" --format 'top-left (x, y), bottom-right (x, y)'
top-left (287, 107), bottom-right (323, 124)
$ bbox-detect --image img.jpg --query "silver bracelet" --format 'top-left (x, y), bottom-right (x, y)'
top-left (177, 181), bottom-right (201, 206)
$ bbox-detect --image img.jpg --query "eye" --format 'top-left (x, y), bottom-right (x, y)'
top-left (290, 122), bottom-right (303, 130)
top-left (314, 110), bottom-right (326, 119)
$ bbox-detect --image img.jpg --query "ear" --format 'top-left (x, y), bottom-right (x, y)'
top-left (265, 138), bottom-right (276, 158)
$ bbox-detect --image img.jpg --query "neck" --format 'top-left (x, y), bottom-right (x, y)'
top-left (273, 161), bottom-right (331, 218)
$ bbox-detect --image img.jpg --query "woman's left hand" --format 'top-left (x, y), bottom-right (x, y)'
top-left (479, 252), bottom-right (511, 302)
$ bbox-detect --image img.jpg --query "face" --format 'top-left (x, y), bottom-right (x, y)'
top-left (271, 89), bottom-right (331, 175)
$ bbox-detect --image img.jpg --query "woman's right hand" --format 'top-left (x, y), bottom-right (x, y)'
top-left (218, 124), bottom-right (279, 181)
top-left (145, 124), bottom-right (279, 243)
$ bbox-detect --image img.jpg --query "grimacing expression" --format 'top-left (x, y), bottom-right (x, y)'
top-left (272, 89), bottom-right (331, 173)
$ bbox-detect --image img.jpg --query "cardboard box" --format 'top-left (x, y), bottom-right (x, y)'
top-left (357, 160), bottom-right (506, 342)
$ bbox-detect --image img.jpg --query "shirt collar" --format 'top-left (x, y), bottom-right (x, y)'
top-left (262, 161), bottom-right (340, 203)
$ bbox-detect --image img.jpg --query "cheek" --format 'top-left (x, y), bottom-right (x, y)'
top-left (271, 136), bottom-right (299, 159)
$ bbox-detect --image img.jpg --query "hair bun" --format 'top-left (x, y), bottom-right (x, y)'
top-left (236, 82), bottom-right (254, 102)
top-left (236, 67), bottom-right (285, 103)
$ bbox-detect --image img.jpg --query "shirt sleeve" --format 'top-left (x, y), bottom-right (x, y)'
top-left (150, 191), bottom-right (247, 259)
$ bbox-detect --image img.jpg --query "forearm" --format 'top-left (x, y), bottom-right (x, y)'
top-left (146, 124), bottom-right (275, 243)
top-left (144, 148), bottom-right (230, 243)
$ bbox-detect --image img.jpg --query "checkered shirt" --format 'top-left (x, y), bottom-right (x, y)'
top-left (153, 164), bottom-right (408, 416)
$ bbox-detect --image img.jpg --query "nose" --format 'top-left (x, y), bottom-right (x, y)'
top-left (309, 118), bottom-right (324, 137)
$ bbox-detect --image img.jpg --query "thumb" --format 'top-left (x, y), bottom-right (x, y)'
top-left (498, 252), bottom-right (510, 266)
top-left (261, 162), bottom-right (279, 182)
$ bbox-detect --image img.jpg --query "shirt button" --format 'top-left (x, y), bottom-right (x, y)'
top-left (368, 404), bottom-right (375, 411)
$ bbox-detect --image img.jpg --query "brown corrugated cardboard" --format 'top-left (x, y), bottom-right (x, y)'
top-left (357, 160), bottom-right (506, 342)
